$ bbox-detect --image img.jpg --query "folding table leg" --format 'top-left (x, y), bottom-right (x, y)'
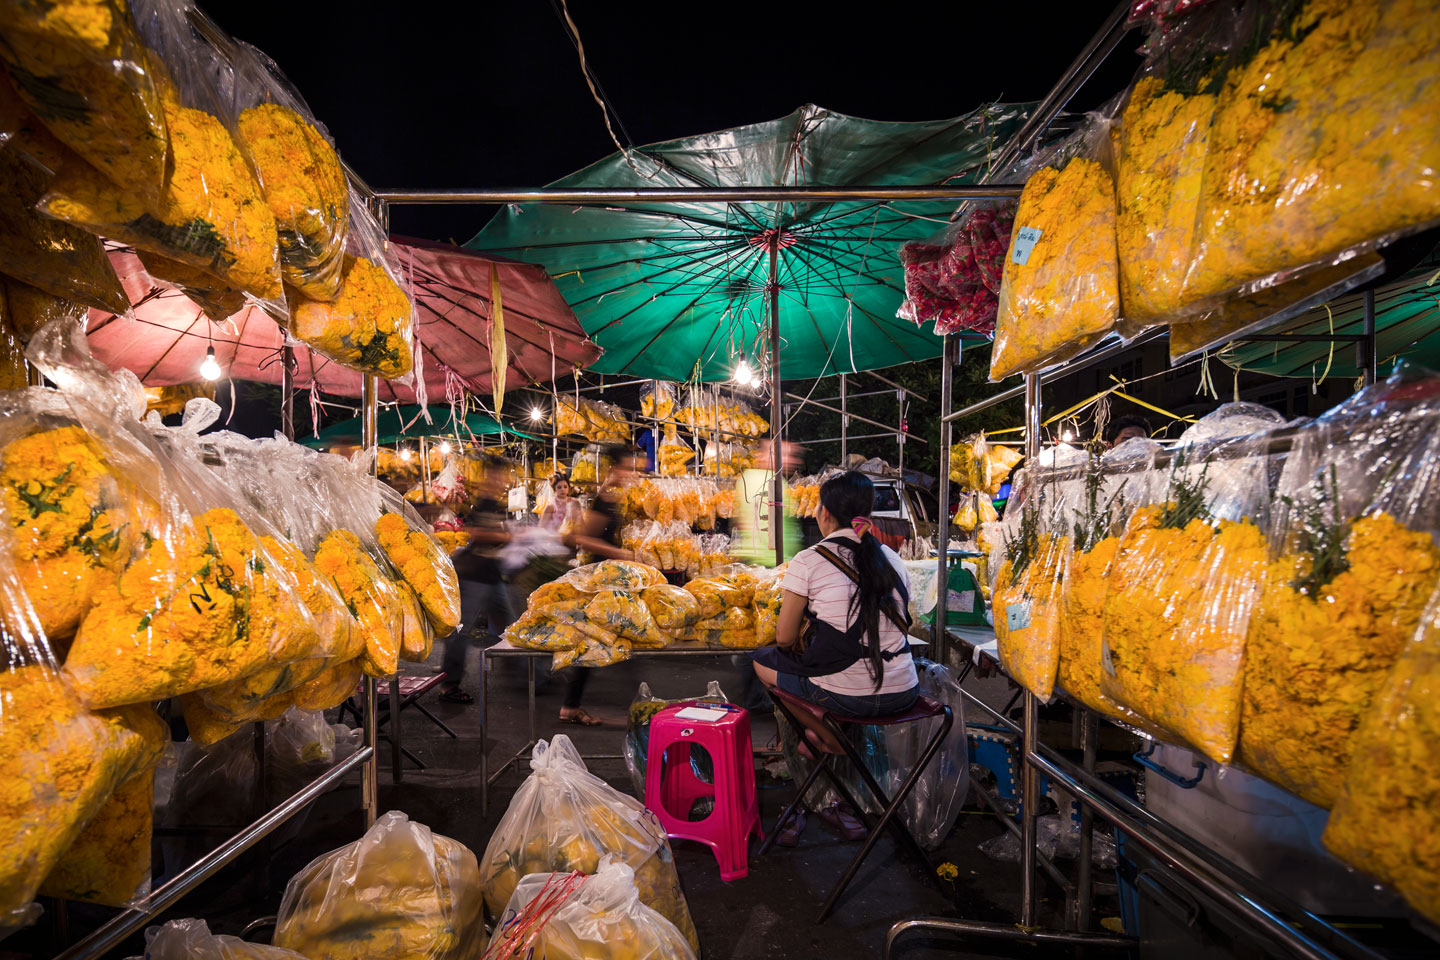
top-left (411, 699), bottom-right (459, 738)
top-left (389, 678), bottom-right (403, 784)
top-left (757, 754), bottom-right (828, 856)
top-left (481, 649), bottom-right (490, 815)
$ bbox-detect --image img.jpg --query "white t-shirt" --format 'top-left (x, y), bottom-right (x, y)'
top-left (781, 529), bottom-right (918, 696)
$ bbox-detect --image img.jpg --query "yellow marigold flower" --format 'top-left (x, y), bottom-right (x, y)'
top-left (286, 657), bottom-right (363, 712)
top-left (1239, 513), bottom-right (1439, 808)
top-left (43, 90), bottom-right (281, 300)
top-left (1325, 594), bottom-right (1440, 925)
top-left (65, 508), bottom-right (306, 708)
top-left (1186, 0), bottom-right (1440, 303)
top-left (1115, 74), bottom-right (1216, 323)
top-left (0, 670), bottom-right (161, 918)
top-left (137, 249), bottom-right (246, 321)
top-left (1058, 536), bottom-right (1170, 736)
top-left (991, 156), bottom-right (1119, 381)
top-left (994, 535), bottom-right (1067, 700)
top-left (1, 426), bottom-right (140, 640)
top-left (236, 103), bottom-right (348, 301)
top-left (375, 513), bottom-right (460, 638)
top-left (1101, 507), bottom-right (1267, 763)
top-left (937, 861), bottom-right (960, 882)
top-left (0, 0), bottom-right (167, 205)
top-left (313, 529), bottom-right (400, 678)
top-left (290, 255), bottom-right (413, 380)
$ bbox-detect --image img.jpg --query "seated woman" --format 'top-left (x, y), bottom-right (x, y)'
top-left (752, 470), bottom-right (919, 842)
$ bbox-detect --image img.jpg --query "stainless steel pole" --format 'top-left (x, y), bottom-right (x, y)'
top-left (839, 373), bottom-right (848, 464)
top-left (933, 337), bottom-right (954, 659)
top-left (769, 242), bottom-right (784, 567)
top-left (1019, 372), bottom-right (1042, 927)
top-left (896, 387), bottom-right (905, 477)
top-left (1075, 709), bottom-right (1099, 931)
top-left (1362, 289), bottom-right (1377, 386)
top-left (378, 185), bottom-right (1024, 205)
top-left (361, 373), bottom-right (380, 827)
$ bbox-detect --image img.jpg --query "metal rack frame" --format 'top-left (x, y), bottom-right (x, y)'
top-left (916, 4), bottom-right (1399, 957)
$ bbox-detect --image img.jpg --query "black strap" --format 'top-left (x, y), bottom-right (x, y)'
top-left (812, 543), bottom-right (911, 635)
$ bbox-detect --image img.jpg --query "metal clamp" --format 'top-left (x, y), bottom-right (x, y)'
top-left (1133, 742), bottom-right (1207, 789)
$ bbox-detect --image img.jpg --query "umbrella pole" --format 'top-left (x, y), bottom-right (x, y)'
top-left (361, 373), bottom-right (380, 828)
top-left (769, 243), bottom-right (784, 567)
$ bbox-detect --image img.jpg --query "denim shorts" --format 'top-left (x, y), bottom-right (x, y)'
top-left (776, 672), bottom-right (918, 718)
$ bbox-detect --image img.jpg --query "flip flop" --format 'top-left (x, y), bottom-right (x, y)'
top-left (558, 709), bottom-right (603, 726)
top-left (439, 689), bottom-right (474, 704)
top-left (819, 803), bottom-right (868, 841)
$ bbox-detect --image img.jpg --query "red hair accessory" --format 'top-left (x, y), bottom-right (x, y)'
top-left (851, 516), bottom-right (874, 536)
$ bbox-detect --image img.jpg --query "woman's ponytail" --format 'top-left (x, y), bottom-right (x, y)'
top-left (818, 472), bottom-right (904, 691)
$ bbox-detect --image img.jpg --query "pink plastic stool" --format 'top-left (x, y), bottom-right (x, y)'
top-left (644, 701), bottom-right (763, 881)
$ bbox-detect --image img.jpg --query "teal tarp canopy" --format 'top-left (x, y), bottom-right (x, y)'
top-left (302, 405), bottom-right (539, 448)
top-left (468, 102), bottom-right (1032, 382)
top-left (1220, 254), bottom-right (1440, 379)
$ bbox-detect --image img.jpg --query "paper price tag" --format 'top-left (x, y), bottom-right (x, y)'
top-left (1011, 226), bottom-right (1042, 265)
top-left (1005, 601), bottom-right (1030, 631)
top-left (947, 589), bottom-right (975, 613)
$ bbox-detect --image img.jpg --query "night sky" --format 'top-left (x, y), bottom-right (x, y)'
top-left (201, 1), bottom-right (1140, 244)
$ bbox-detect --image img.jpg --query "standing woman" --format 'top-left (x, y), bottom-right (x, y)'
top-left (752, 470), bottom-right (918, 841)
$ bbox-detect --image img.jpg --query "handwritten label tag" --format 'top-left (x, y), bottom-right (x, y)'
top-left (1006, 601), bottom-right (1030, 632)
top-left (948, 589), bottom-right (976, 613)
top-left (1011, 226), bottom-right (1043, 265)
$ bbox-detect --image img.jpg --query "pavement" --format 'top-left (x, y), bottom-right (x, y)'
top-left (16, 634), bottom-right (1122, 960)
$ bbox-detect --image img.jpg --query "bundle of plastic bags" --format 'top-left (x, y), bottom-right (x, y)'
top-left (641, 381), bottom-right (677, 421)
top-left (1239, 364), bottom-right (1440, 808)
top-left (137, 918), bottom-right (308, 960)
top-left (992, 491), bottom-right (1073, 701)
top-left (504, 561), bottom-right (671, 667)
top-left (485, 859), bottom-right (696, 960)
top-left (274, 810), bottom-right (484, 960)
top-left (479, 736), bottom-right (699, 954)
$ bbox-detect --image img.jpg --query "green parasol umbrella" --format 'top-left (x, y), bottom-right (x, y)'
top-left (1220, 256), bottom-right (1440, 380)
top-left (466, 102), bottom-right (1031, 383)
top-left (302, 404), bottom-right (540, 448)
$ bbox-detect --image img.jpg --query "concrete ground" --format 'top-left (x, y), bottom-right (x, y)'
top-left (16, 635), bottom-right (1124, 960)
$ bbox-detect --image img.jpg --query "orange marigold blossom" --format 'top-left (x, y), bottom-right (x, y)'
top-left (1324, 594), bottom-right (1440, 925)
top-left (375, 513), bottom-right (460, 637)
top-left (993, 535), bottom-right (1067, 700)
top-left (1, 426), bottom-right (138, 640)
top-left (1239, 513), bottom-right (1440, 808)
top-left (236, 103), bottom-right (347, 301)
top-left (289, 255), bottom-right (413, 380)
top-left (1101, 506), bottom-right (1267, 763)
top-left (991, 156), bottom-right (1119, 381)
top-left (1186, 0), bottom-right (1440, 302)
top-left (64, 508), bottom-right (307, 708)
top-left (312, 529), bottom-right (400, 677)
top-left (42, 92), bottom-right (280, 300)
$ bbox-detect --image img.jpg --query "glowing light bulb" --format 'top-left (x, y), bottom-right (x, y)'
top-left (439, 441), bottom-right (452, 455)
top-left (530, 406), bottom-right (545, 422)
top-left (734, 359), bottom-right (754, 386)
top-left (400, 448), bottom-right (413, 461)
top-left (1061, 429), bottom-right (1074, 442)
top-left (199, 346), bottom-right (221, 381)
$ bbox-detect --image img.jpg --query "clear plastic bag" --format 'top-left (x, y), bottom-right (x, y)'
top-left (487, 858), bottom-right (697, 960)
top-left (275, 810), bottom-right (484, 960)
top-left (1239, 364), bottom-right (1440, 808)
top-left (136, 918), bottom-right (309, 960)
top-left (993, 500), bottom-right (1070, 701)
top-left (640, 584), bottom-right (700, 631)
top-left (640, 381), bottom-right (677, 421)
top-left (1100, 434), bottom-right (1274, 763)
top-left (37, 0), bottom-right (283, 307)
top-left (0, 77), bottom-right (129, 313)
top-left (0, 0), bottom-right (168, 207)
top-left (1184, 0), bottom-right (1440, 307)
top-left (231, 41), bottom-right (347, 301)
top-left (376, 501), bottom-right (462, 639)
top-left (1113, 2), bottom-right (1236, 324)
top-left (881, 659), bottom-right (970, 849)
top-left (39, 702), bottom-right (168, 907)
top-left (990, 116), bottom-right (1121, 381)
top-left (657, 426), bottom-right (693, 477)
top-left (137, 248), bottom-right (247, 320)
top-left (623, 680), bottom-right (729, 796)
top-left (479, 735), bottom-right (699, 954)
top-left (1323, 583), bottom-right (1440, 925)
top-left (287, 184), bottom-right (414, 380)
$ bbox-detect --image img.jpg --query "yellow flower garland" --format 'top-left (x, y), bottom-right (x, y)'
top-left (994, 536), bottom-right (1068, 700)
top-left (375, 512), bottom-right (460, 638)
top-left (312, 529), bottom-right (400, 678)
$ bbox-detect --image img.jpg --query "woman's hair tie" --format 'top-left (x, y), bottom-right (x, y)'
top-left (851, 516), bottom-right (874, 536)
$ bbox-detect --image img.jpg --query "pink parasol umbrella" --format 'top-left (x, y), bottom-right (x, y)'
top-left (85, 237), bottom-right (602, 405)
